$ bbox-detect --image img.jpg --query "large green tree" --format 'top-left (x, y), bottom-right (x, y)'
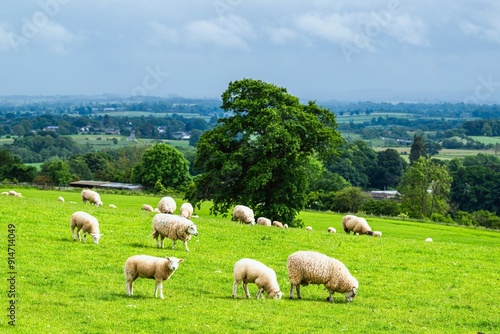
top-left (409, 134), bottom-right (426, 165)
top-left (397, 157), bottom-right (451, 219)
top-left (131, 143), bottom-right (192, 191)
top-left (187, 79), bottom-right (342, 225)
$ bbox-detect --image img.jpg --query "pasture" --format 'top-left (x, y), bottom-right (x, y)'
top-left (0, 188), bottom-right (498, 333)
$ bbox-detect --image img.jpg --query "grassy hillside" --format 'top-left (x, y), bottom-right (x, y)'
top-left (0, 188), bottom-right (498, 333)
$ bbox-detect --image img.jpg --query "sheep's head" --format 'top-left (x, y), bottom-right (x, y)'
top-left (91, 233), bottom-right (103, 244)
top-left (345, 287), bottom-right (357, 302)
top-left (272, 291), bottom-right (283, 300)
top-left (187, 223), bottom-right (198, 236)
top-left (167, 257), bottom-right (184, 271)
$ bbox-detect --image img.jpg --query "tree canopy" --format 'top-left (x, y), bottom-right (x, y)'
top-left (187, 78), bottom-right (342, 225)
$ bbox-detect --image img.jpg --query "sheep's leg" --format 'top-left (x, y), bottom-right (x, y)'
top-left (155, 281), bottom-right (164, 299)
top-left (326, 291), bottom-right (334, 303)
top-left (256, 288), bottom-right (265, 299)
top-left (76, 228), bottom-right (82, 241)
top-left (296, 285), bottom-right (302, 299)
top-left (126, 281), bottom-right (134, 296)
top-left (82, 231), bottom-right (87, 243)
top-left (71, 226), bottom-right (77, 241)
top-left (171, 240), bottom-right (176, 250)
top-left (159, 236), bottom-right (165, 248)
top-left (232, 281), bottom-right (239, 298)
top-left (183, 240), bottom-right (190, 252)
top-left (243, 282), bottom-right (250, 298)
top-left (289, 284), bottom-right (294, 299)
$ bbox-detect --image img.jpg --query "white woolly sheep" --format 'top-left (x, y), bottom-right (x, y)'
top-left (14, 192), bottom-right (22, 197)
top-left (342, 214), bottom-right (373, 235)
top-left (327, 227), bottom-right (336, 233)
top-left (124, 255), bottom-right (184, 299)
top-left (109, 204), bottom-right (117, 209)
top-left (232, 258), bottom-right (283, 300)
top-left (58, 196), bottom-right (65, 202)
top-left (142, 204), bottom-right (154, 212)
top-left (158, 196), bottom-right (177, 214)
top-left (256, 217), bottom-right (272, 226)
top-left (179, 202), bottom-right (194, 218)
top-left (287, 250), bottom-right (358, 303)
top-left (70, 211), bottom-right (102, 244)
top-left (425, 237), bottom-right (433, 242)
top-left (81, 189), bottom-right (103, 206)
top-left (283, 224), bottom-right (289, 228)
top-left (152, 214), bottom-right (198, 252)
top-left (372, 231), bottom-right (382, 237)
top-left (8, 190), bottom-right (18, 196)
top-left (272, 220), bottom-right (284, 228)
top-left (231, 205), bottom-right (255, 225)
top-left (305, 226), bottom-right (312, 231)
top-left (1, 191), bottom-right (8, 195)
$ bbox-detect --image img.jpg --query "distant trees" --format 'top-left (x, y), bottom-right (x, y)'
top-left (0, 149), bottom-right (37, 182)
top-left (409, 134), bottom-right (426, 165)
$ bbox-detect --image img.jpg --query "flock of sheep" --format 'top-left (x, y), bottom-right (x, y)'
top-left (6, 188), bottom-right (393, 303)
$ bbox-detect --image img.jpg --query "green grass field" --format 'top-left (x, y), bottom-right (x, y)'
top-left (0, 188), bottom-right (498, 333)
top-left (68, 134), bottom-right (190, 151)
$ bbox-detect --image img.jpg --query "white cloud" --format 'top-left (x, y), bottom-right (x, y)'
top-left (460, 13), bottom-right (500, 44)
top-left (148, 21), bottom-right (179, 45)
top-left (294, 13), bottom-right (358, 44)
top-left (185, 14), bottom-right (255, 50)
top-left (264, 27), bottom-right (298, 45)
top-left (0, 22), bottom-right (12, 51)
top-left (386, 14), bottom-right (429, 46)
top-left (37, 21), bottom-right (79, 54)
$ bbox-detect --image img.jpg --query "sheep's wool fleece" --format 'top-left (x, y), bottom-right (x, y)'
top-left (153, 214), bottom-right (194, 242)
top-left (342, 215), bottom-right (372, 234)
top-left (232, 205), bottom-right (255, 224)
top-left (70, 211), bottom-right (99, 232)
top-left (287, 251), bottom-right (357, 293)
top-left (158, 197), bottom-right (177, 214)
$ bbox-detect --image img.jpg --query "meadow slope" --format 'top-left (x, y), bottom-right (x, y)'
top-left (0, 188), bottom-right (498, 334)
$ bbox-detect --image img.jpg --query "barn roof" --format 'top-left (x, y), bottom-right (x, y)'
top-left (70, 180), bottom-right (144, 190)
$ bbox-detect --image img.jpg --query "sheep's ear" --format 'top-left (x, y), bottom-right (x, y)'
top-left (178, 258), bottom-right (184, 263)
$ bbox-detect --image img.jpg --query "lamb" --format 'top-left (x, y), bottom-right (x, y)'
top-left (342, 214), bottom-right (373, 235)
top-left (179, 202), bottom-right (194, 218)
top-left (124, 255), bottom-right (184, 299)
top-left (109, 204), bottom-right (117, 209)
top-left (372, 231), bottom-right (382, 237)
top-left (81, 189), bottom-right (103, 206)
top-left (8, 190), bottom-right (18, 196)
top-left (70, 211), bottom-right (103, 244)
top-left (152, 214), bottom-right (198, 252)
top-left (327, 227), bottom-right (336, 233)
top-left (2, 191), bottom-right (9, 195)
top-left (272, 220), bottom-right (284, 228)
top-left (158, 196), bottom-right (177, 214)
top-left (142, 204), bottom-right (154, 212)
top-left (283, 224), bottom-right (289, 228)
top-left (425, 237), bottom-right (433, 242)
top-left (232, 258), bottom-right (283, 300)
top-left (58, 196), bottom-right (65, 202)
top-left (256, 217), bottom-right (272, 226)
top-left (287, 250), bottom-right (358, 303)
top-left (305, 226), bottom-right (313, 231)
top-left (231, 205), bottom-right (255, 225)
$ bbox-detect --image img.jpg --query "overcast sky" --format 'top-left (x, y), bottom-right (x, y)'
top-left (1, 0), bottom-right (500, 103)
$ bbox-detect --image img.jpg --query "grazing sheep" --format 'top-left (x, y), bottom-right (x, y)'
top-left (152, 214), bottom-right (198, 252)
top-left (287, 250), bottom-right (358, 303)
top-left (158, 196), bottom-right (177, 214)
top-left (372, 231), bottom-right (382, 237)
top-left (142, 204), bottom-right (154, 212)
top-left (305, 226), bottom-right (313, 231)
top-left (124, 255), bottom-right (184, 299)
top-left (179, 202), bottom-right (194, 218)
top-left (283, 224), bottom-right (289, 228)
top-left (232, 258), bottom-right (283, 300)
top-left (425, 238), bottom-right (433, 242)
top-left (256, 217), bottom-right (272, 226)
top-left (272, 220), bottom-right (284, 228)
top-left (8, 190), bottom-right (18, 196)
top-left (14, 192), bottom-right (22, 197)
top-left (342, 214), bottom-right (373, 235)
top-left (81, 189), bottom-right (103, 206)
top-left (327, 227), bottom-right (336, 233)
top-left (58, 196), bottom-right (65, 202)
top-left (109, 204), bottom-right (117, 209)
top-left (1, 191), bottom-right (8, 195)
top-left (70, 211), bottom-right (102, 244)
top-left (231, 205), bottom-right (255, 225)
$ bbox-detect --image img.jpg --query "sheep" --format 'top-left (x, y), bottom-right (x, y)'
top-left (142, 204), bottom-right (154, 212)
top-left (152, 214), bottom-right (198, 252)
top-left (372, 231), bottom-right (382, 237)
top-left (81, 189), bottom-right (103, 206)
top-left (305, 226), bottom-right (313, 231)
top-left (14, 192), bottom-right (22, 197)
top-left (8, 190), bottom-right (18, 196)
top-left (256, 217), bottom-right (272, 226)
top-left (231, 205), bottom-right (255, 225)
top-left (70, 211), bottom-right (102, 244)
top-left (109, 204), bottom-right (117, 209)
top-left (58, 196), bottom-right (65, 203)
top-left (179, 202), bottom-right (194, 219)
top-left (158, 196), bottom-right (177, 214)
top-left (232, 258), bottom-right (283, 300)
top-left (2, 191), bottom-right (9, 195)
top-left (154, 208), bottom-right (161, 213)
top-left (342, 214), bottom-right (373, 235)
top-left (287, 250), bottom-right (358, 303)
top-left (283, 224), bottom-right (289, 228)
top-left (425, 238), bottom-right (433, 242)
top-left (272, 220), bottom-right (284, 228)
top-left (327, 227), bottom-right (336, 233)
top-left (124, 255), bottom-right (184, 299)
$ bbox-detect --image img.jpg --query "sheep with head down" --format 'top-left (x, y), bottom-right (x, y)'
top-left (179, 202), bottom-right (194, 219)
top-left (231, 205), bottom-right (255, 225)
top-left (287, 250), bottom-right (358, 303)
top-left (342, 214), bottom-right (373, 235)
top-left (256, 217), bottom-right (272, 226)
top-left (81, 189), bottom-right (103, 206)
top-left (70, 211), bottom-right (103, 244)
top-left (152, 214), bottom-right (198, 252)
top-left (232, 258), bottom-right (283, 300)
top-left (158, 196), bottom-right (177, 214)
